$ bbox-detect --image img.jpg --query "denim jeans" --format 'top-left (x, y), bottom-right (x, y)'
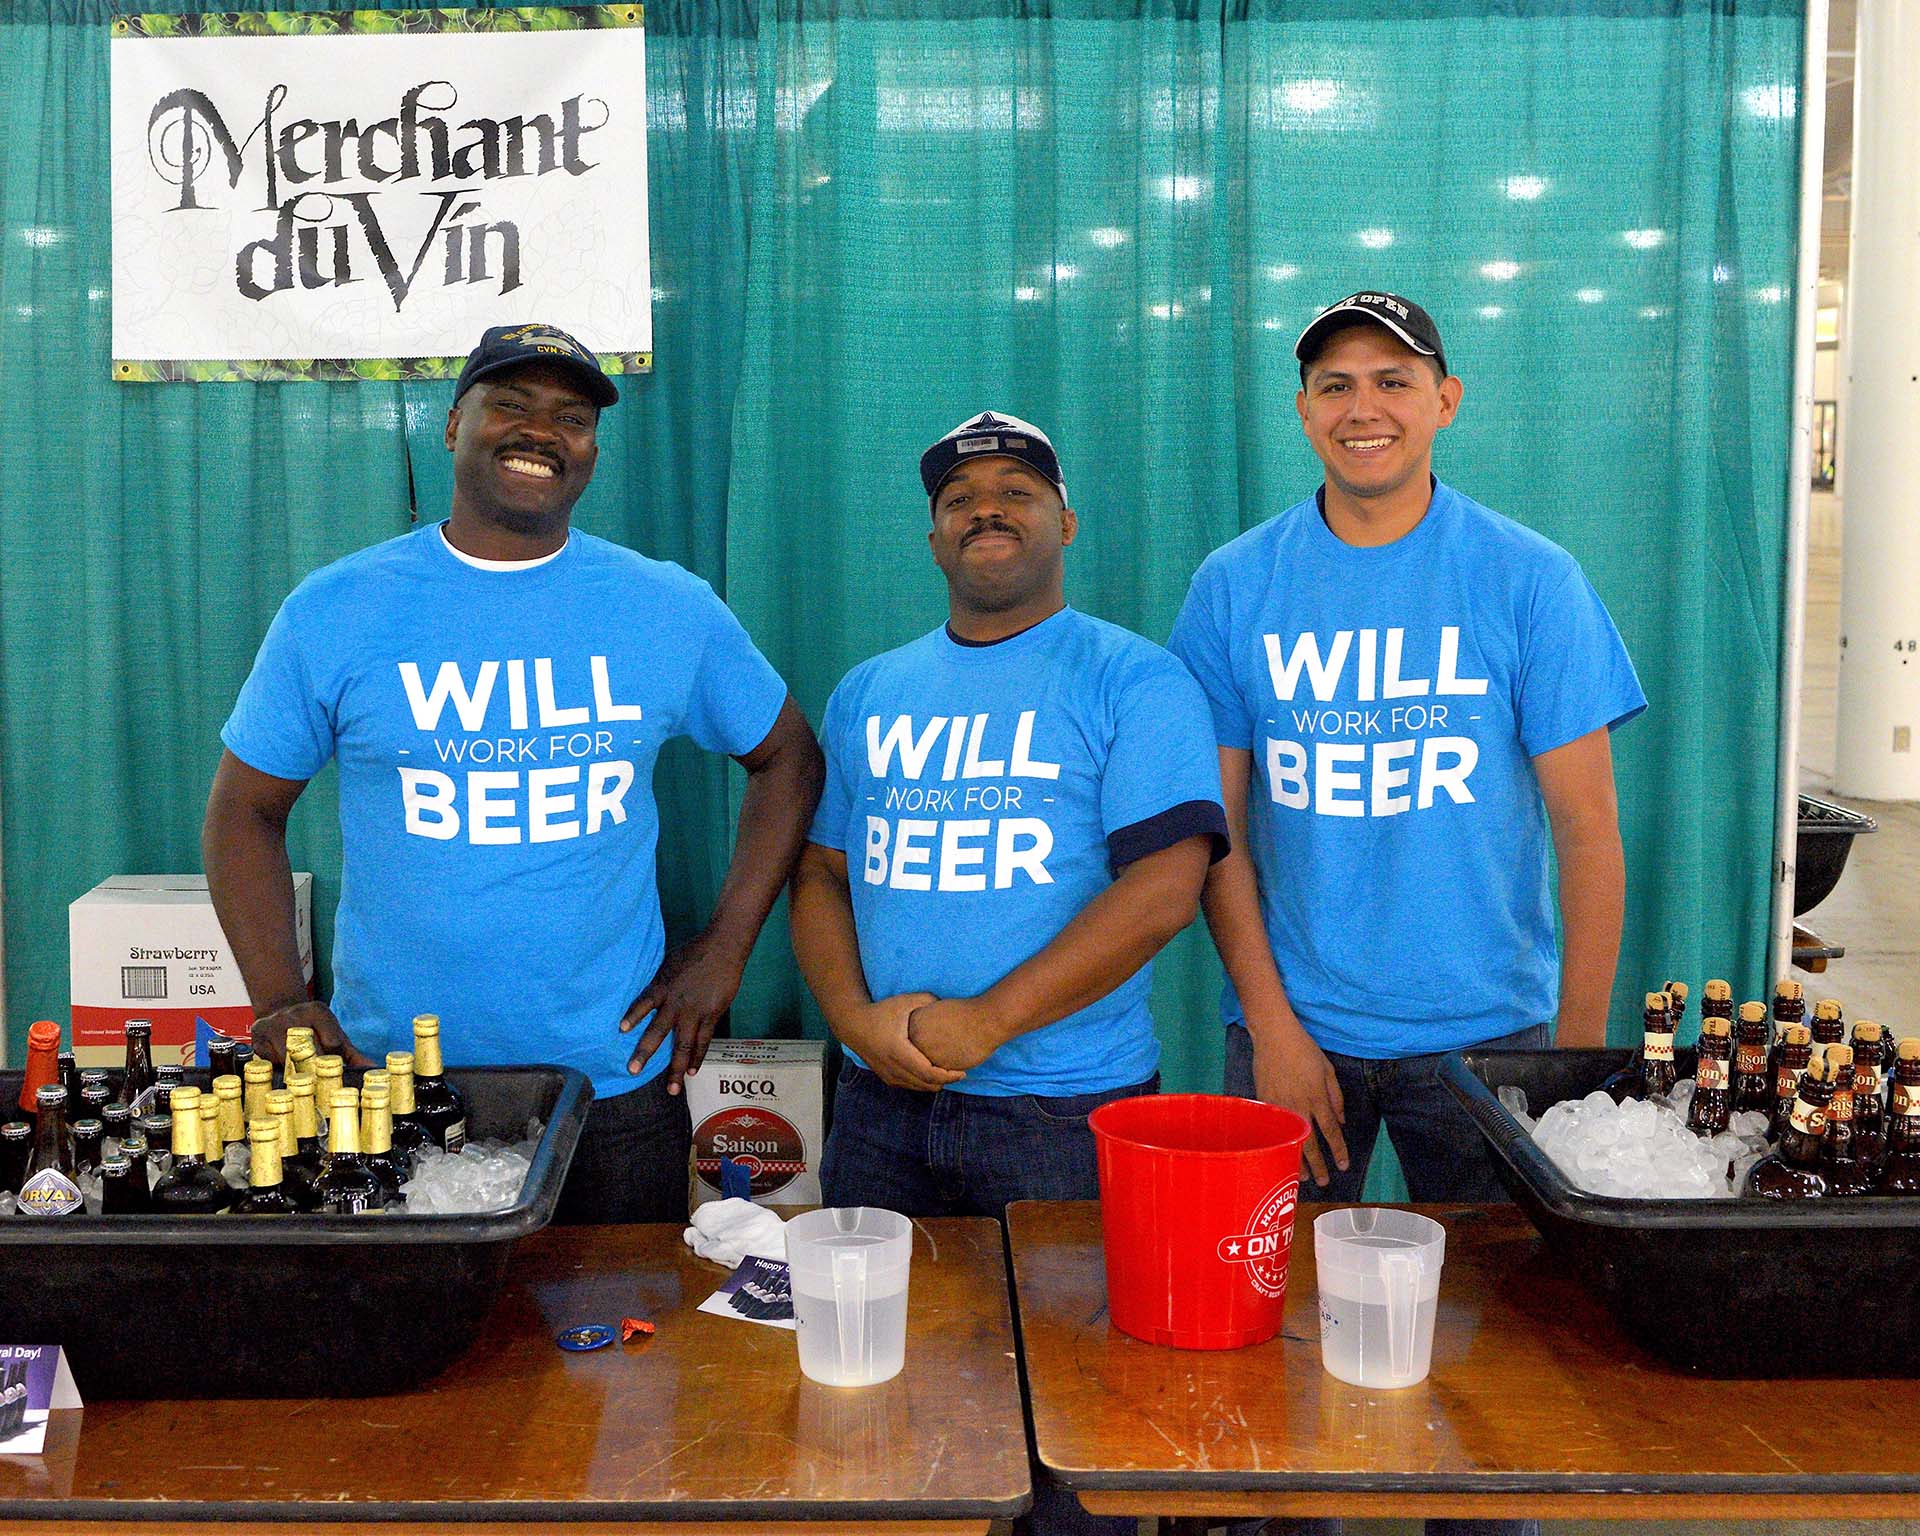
top-left (821, 1061), bottom-right (1156, 1536)
top-left (1222, 1020), bottom-right (1551, 1203)
top-left (820, 1059), bottom-right (1157, 1218)
top-left (1221, 1022), bottom-right (1545, 1536)
top-left (554, 1069), bottom-right (692, 1225)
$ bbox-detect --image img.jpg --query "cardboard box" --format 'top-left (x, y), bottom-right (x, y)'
top-left (68, 874), bottom-right (313, 1069)
top-left (686, 1038), bottom-right (826, 1208)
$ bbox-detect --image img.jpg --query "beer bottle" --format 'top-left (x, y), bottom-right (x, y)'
top-left (1879, 1039), bottom-right (1920, 1193)
top-left (410, 1016), bottom-right (468, 1153)
top-left (1746, 1052), bottom-right (1833, 1199)
top-left (234, 1118), bottom-right (301, 1215)
top-left (79, 1081), bottom-right (111, 1131)
top-left (100, 1151), bottom-right (150, 1215)
top-left (1821, 1045), bottom-right (1875, 1196)
top-left (117, 1132), bottom-right (152, 1202)
top-left (1699, 979), bottom-right (1734, 1025)
top-left (213, 1075), bottom-right (246, 1154)
top-left (1769, 1024), bottom-right (1814, 1142)
top-left (16, 1020), bottom-right (61, 1121)
top-left (136, 1113), bottom-right (173, 1179)
top-left (1687, 1017), bottom-right (1733, 1135)
top-left (1811, 997), bottom-right (1844, 1051)
top-left (17, 1084), bottom-right (84, 1218)
top-left (1847, 1022), bottom-right (1889, 1167)
top-left (1663, 980), bottom-right (1690, 1039)
top-left (1730, 1000), bottom-right (1772, 1113)
top-left (1639, 992), bottom-right (1677, 1100)
top-left (360, 1085), bottom-right (406, 1206)
top-left (285, 1078), bottom-right (325, 1192)
top-left (206, 1035), bottom-right (240, 1088)
top-left (0, 1121), bottom-right (33, 1199)
top-left (199, 1092), bottom-right (225, 1166)
top-left (1773, 978), bottom-right (1806, 1033)
top-left (385, 1051), bottom-right (434, 1161)
top-left (311, 1056), bottom-right (345, 1139)
top-left (242, 1058), bottom-right (274, 1125)
top-left (119, 1018), bottom-right (156, 1114)
top-left (70, 1118), bottom-right (105, 1178)
top-left (266, 1090), bottom-right (320, 1211)
top-left (284, 1031), bottom-right (318, 1089)
top-left (100, 1102), bottom-right (132, 1157)
top-left (154, 1065), bottom-right (184, 1118)
top-left (58, 1051), bottom-right (81, 1121)
top-left (151, 1088), bottom-right (234, 1214)
top-left (316, 1089), bottom-right (384, 1214)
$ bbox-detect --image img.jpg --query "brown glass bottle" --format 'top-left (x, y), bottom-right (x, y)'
top-left (311, 1056), bottom-right (345, 1141)
top-left (384, 1052), bottom-right (434, 1162)
top-left (233, 1119), bottom-right (301, 1215)
top-left (198, 1093), bottom-right (225, 1167)
top-left (1746, 1053), bottom-right (1833, 1199)
top-left (16, 1084), bottom-right (84, 1218)
top-left (16, 1020), bottom-right (61, 1122)
top-left (1821, 1045), bottom-right (1875, 1196)
top-left (151, 1088), bottom-right (234, 1214)
top-left (410, 1016), bottom-right (468, 1152)
top-left (119, 1018), bottom-right (156, 1114)
top-left (1640, 992), bottom-right (1677, 1099)
top-left (70, 1118), bottom-right (105, 1177)
top-left (285, 1078), bottom-right (325, 1192)
top-left (1848, 1022), bottom-right (1889, 1169)
top-left (1769, 1024), bottom-right (1814, 1142)
top-left (1730, 1000), bottom-right (1772, 1113)
top-left (360, 1086), bottom-right (406, 1207)
top-left (206, 1036), bottom-right (240, 1088)
top-left (1878, 1039), bottom-right (1920, 1193)
top-left (100, 1151), bottom-right (150, 1215)
top-left (1662, 980), bottom-right (1690, 1039)
top-left (1687, 1017), bottom-right (1733, 1135)
top-left (1699, 980), bottom-right (1733, 1025)
top-left (242, 1058), bottom-right (274, 1126)
top-left (1810, 997), bottom-right (1844, 1051)
top-left (1773, 978), bottom-right (1806, 1035)
top-left (316, 1089), bottom-right (384, 1214)
top-left (58, 1051), bottom-right (81, 1121)
top-left (213, 1075), bottom-right (246, 1155)
top-left (266, 1091), bottom-right (320, 1211)
top-left (0, 1122), bottom-right (31, 1198)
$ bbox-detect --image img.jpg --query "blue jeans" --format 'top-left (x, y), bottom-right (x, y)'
top-left (822, 1061), bottom-right (1155, 1536)
top-left (1222, 1023), bottom-right (1546, 1536)
top-left (1222, 1021), bottom-right (1550, 1202)
top-left (820, 1059), bottom-right (1157, 1218)
top-left (554, 1069), bottom-right (692, 1225)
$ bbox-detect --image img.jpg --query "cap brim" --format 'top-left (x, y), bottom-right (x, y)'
top-left (1294, 308), bottom-right (1437, 365)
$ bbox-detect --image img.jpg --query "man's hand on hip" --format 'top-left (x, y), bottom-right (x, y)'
top-left (837, 992), bottom-right (962, 1092)
top-left (1248, 1013), bottom-right (1348, 1188)
top-left (620, 932), bottom-right (749, 1093)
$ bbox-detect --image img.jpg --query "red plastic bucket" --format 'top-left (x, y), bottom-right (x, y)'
top-left (1089, 1093), bottom-right (1312, 1350)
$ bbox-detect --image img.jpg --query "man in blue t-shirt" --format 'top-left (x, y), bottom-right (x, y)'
top-left (1170, 291), bottom-right (1646, 1205)
top-left (792, 411), bottom-right (1228, 1222)
top-left (204, 323), bottom-right (824, 1224)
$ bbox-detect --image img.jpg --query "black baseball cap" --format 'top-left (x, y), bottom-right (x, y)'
top-left (1295, 292), bottom-right (1447, 377)
top-left (453, 322), bottom-right (620, 408)
top-left (920, 411), bottom-right (1068, 503)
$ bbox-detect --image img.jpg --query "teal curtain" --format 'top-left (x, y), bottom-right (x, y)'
top-left (3, 0), bottom-right (1802, 1192)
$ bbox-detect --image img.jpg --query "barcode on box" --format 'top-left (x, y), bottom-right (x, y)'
top-left (121, 965), bottom-right (167, 1000)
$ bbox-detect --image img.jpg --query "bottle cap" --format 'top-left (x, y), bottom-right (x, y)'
top-left (1804, 1053), bottom-right (1828, 1082)
top-left (556, 1323), bottom-right (616, 1352)
top-left (1663, 980), bottom-right (1690, 1002)
top-left (1704, 980), bottom-right (1732, 1002)
top-left (1701, 1017), bottom-right (1731, 1037)
top-left (1777, 979), bottom-right (1804, 1000)
top-left (1, 1121), bottom-right (30, 1142)
top-left (1738, 1001), bottom-right (1766, 1022)
top-left (1853, 1021), bottom-right (1883, 1041)
top-left (363, 1070), bottom-right (390, 1092)
top-left (248, 1118), bottom-right (280, 1144)
top-left (27, 1020), bottom-right (60, 1050)
top-left (1829, 1044), bottom-right (1854, 1067)
top-left (266, 1090), bottom-right (293, 1114)
top-left (1900, 1038), bottom-right (1920, 1063)
top-left (330, 1089), bottom-right (357, 1114)
top-left (1785, 1024), bottom-right (1812, 1046)
top-left (386, 1051), bottom-right (414, 1074)
top-left (213, 1075), bottom-right (242, 1099)
top-left (100, 1154), bottom-right (132, 1177)
top-left (244, 1058), bottom-right (273, 1083)
top-left (1814, 998), bottom-right (1842, 1020)
top-left (1644, 992), bottom-right (1668, 1011)
top-left (169, 1086), bottom-right (201, 1110)
top-left (413, 1014), bottom-right (441, 1039)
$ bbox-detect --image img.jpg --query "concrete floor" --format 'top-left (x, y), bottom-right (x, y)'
top-left (1126, 489), bottom-right (1919, 1536)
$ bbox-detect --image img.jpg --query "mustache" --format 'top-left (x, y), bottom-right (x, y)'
top-left (961, 520), bottom-right (1019, 547)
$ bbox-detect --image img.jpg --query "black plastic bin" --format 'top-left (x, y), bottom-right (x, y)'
top-left (0, 1064), bottom-right (589, 1399)
top-left (1441, 1047), bottom-right (1920, 1377)
top-left (1796, 792), bottom-right (1877, 915)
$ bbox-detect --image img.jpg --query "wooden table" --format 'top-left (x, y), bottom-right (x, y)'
top-left (0, 1219), bottom-right (1028, 1534)
top-left (1010, 1200), bottom-right (1920, 1525)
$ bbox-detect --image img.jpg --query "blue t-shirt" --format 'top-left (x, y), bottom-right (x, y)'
top-left (222, 524), bottom-right (789, 1100)
top-left (809, 608), bottom-right (1228, 1096)
top-left (1169, 482), bottom-right (1646, 1058)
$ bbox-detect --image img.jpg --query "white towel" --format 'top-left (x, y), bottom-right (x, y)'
top-left (682, 1197), bottom-right (788, 1268)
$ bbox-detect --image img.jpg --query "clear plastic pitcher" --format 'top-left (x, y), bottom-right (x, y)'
top-left (1313, 1208), bottom-right (1446, 1388)
top-left (785, 1207), bottom-right (913, 1387)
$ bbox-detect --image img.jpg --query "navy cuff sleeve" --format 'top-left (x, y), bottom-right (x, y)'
top-left (1106, 800), bottom-right (1230, 876)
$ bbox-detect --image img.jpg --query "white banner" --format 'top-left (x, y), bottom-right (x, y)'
top-left (109, 8), bottom-right (650, 383)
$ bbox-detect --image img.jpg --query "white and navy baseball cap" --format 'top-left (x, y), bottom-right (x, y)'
top-left (920, 411), bottom-right (1068, 504)
top-left (1294, 292), bottom-right (1447, 377)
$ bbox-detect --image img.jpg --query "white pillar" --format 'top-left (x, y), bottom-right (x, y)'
top-left (1835, 0), bottom-right (1920, 799)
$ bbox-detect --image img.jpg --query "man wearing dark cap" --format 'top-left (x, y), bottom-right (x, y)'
top-left (203, 323), bottom-right (823, 1223)
top-left (792, 411), bottom-right (1228, 1219)
top-left (1171, 292), bottom-right (1646, 1209)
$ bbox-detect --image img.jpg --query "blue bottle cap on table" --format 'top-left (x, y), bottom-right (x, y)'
top-left (556, 1323), bottom-right (617, 1352)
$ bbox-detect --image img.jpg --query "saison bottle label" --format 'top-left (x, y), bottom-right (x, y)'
top-left (1789, 1099), bottom-right (1827, 1137)
top-left (1894, 1083), bottom-right (1920, 1118)
top-left (17, 1168), bottom-right (83, 1217)
top-left (1643, 1033), bottom-right (1675, 1063)
top-left (1735, 1042), bottom-right (1768, 1076)
top-left (1695, 1057), bottom-right (1729, 1091)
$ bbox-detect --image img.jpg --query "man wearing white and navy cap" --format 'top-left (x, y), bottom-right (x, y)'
top-left (792, 410), bottom-right (1227, 1212)
top-left (1171, 291), bottom-right (1646, 1224)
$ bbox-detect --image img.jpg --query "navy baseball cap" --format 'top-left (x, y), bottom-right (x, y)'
top-left (453, 323), bottom-right (620, 408)
top-left (920, 411), bottom-right (1068, 504)
top-left (1295, 292), bottom-right (1447, 377)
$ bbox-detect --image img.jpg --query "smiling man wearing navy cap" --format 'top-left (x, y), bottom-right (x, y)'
top-left (1170, 292), bottom-right (1646, 1234)
top-left (204, 321), bottom-right (823, 1225)
top-left (793, 411), bottom-right (1227, 1214)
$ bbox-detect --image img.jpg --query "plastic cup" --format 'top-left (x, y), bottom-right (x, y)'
top-left (1313, 1208), bottom-right (1446, 1388)
top-left (1089, 1094), bottom-right (1312, 1350)
top-left (785, 1207), bottom-right (912, 1387)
